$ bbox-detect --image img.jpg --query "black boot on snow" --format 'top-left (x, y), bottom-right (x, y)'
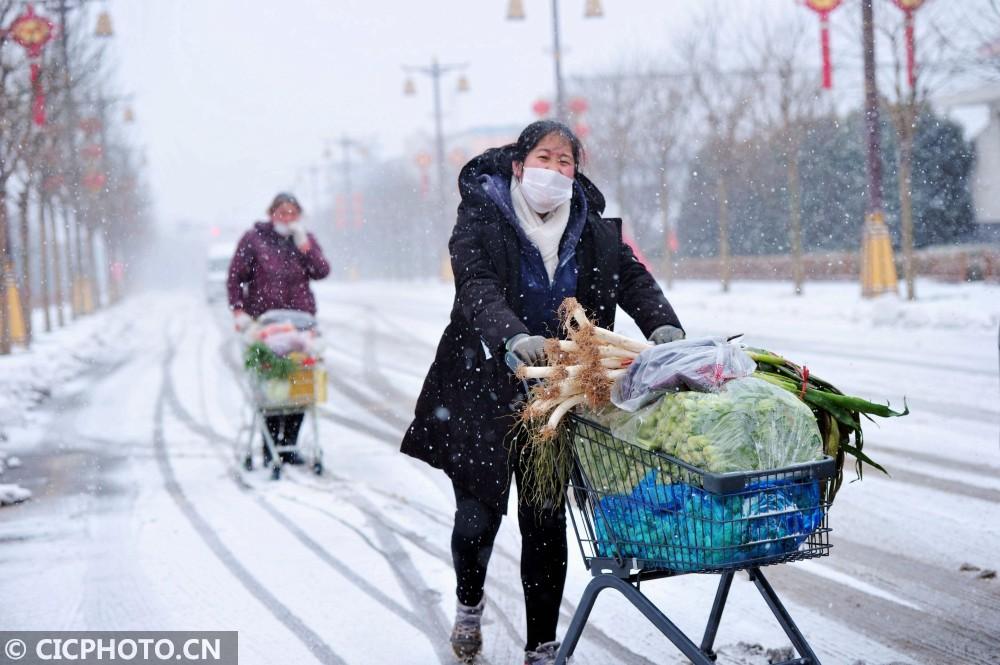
top-left (450, 597), bottom-right (485, 662)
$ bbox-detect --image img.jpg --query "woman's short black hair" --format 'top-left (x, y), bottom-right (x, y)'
top-left (268, 192), bottom-right (303, 216)
top-left (511, 120), bottom-right (585, 170)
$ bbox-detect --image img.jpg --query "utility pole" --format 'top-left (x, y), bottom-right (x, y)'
top-left (860, 0), bottom-right (899, 297)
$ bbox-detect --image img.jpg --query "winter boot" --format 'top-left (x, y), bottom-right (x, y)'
top-left (449, 597), bottom-right (485, 662)
top-left (524, 641), bottom-right (560, 665)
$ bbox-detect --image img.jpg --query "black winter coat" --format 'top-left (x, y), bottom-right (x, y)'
top-left (400, 146), bottom-right (683, 508)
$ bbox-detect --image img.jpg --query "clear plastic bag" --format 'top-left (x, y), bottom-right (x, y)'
top-left (607, 376), bottom-right (823, 474)
top-left (611, 337), bottom-right (757, 412)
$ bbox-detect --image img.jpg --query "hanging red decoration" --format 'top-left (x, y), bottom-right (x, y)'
top-left (9, 4), bottom-right (55, 126)
top-left (79, 117), bottom-right (102, 135)
top-left (892, 0), bottom-right (925, 89)
top-left (531, 99), bottom-right (551, 118)
top-left (567, 97), bottom-right (589, 115)
top-left (803, 0), bottom-right (843, 90)
top-left (82, 171), bottom-right (107, 194)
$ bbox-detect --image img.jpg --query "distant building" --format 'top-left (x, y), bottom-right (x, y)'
top-left (937, 83), bottom-right (1000, 243)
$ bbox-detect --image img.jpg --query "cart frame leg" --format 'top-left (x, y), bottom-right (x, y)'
top-left (749, 567), bottom-right (820, 664)
top-left (555, 575), bottom-right (716, 665)
top-left (557, 567), bottom-right (821, 665)
top-left (699, 570), bottom-right (735, 660)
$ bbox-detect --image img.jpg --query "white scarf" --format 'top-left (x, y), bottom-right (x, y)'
top-left (510, 177), bottom-right (571, 283)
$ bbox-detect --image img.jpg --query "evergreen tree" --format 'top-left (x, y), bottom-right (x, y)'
top-left (677, 107), bottom-right (976, 256)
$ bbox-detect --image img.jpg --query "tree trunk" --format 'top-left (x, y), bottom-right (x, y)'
top-left (38, 189), bottom-right (52, 333)
top-left (717, 172), bottom-right (731, 293)
top-left (48, 197), bottom-right (65, 327)
top-left (87, 225), bottom-right (100, 310)
top-left (899, 104), bottom-right (917, 301)
top-left (17, 186), bottom-right (32, 345)
top-left (0, 189), bottom-right (11, 355)
top-left (788, 141), bottom-right (804, 296)
top-left (71, 207), bottom-right (83, 318)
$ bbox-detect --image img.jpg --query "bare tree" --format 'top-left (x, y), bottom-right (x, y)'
top-left (750, 14), bottom-right (832, 295)
top-left (682, 12), bottom-right (762, 293)
top-left (878, 2), bottom-right (966, 300)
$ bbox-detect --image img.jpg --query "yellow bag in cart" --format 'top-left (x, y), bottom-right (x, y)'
top-left (288, 364), bottom-right (327, 404)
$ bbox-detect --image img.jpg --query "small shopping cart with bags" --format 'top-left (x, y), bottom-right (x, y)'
top-left (555, 413), bottom-right (835, 665)
top-left (239, 310), bottom-right (326, 480)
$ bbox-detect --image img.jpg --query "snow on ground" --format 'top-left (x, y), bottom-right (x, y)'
top-left (1, 276), bottom-right (998, 665)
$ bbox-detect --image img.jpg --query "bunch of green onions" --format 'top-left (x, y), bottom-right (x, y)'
top-left (747, 348), bottom-right (908, 501)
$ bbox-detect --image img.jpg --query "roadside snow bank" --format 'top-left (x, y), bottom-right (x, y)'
top-left (0, 482), bottom-right (31, 506)
top-left (0, 299), bottom-right (143, 436)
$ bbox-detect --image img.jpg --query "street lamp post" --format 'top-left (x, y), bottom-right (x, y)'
top-left (403, 58), bottom-right (468, 276)
top-left (506, 0), bottom-right (603, 122)
top-left (859, 0), bottom-right (899, 297)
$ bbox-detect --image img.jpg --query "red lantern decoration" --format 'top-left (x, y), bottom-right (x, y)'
top-left (567, 97), bottom-right (589, 115)
top-left (803, 0), bottom-right (843, 90)
top-left (531, 99), bottom-right (551, 118)
top-left (9, 4), bottom-right (55, 126)
top-left (892, 0), bottom-right (925, 89)
top-left (81, 143), bottom-right (104, 160)
top-left (79, 117), bottom-right (102, 135)
top-left (82, 171), bottom-right (107, 194)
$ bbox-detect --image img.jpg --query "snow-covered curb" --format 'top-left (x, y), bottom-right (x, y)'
top-left (0, 299), bottom-right (142, 445)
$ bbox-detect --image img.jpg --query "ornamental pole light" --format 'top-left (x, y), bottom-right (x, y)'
top-left (402, 58), bottom-right (469, 278)
top-left (506, 1), bottom-right (603, 122)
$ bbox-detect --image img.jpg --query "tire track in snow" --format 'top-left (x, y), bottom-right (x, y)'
top-left (171, 332), bottom-right (463, 664)
top-left (153, 340), bottom-right (348, 665)
top-left (212, 302), bottom-right (658, 664)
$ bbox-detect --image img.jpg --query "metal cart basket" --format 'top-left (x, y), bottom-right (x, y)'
top-left (556, 412), bottom-right (835, 665)
top-left (238, 311), bottom-right (326, 480)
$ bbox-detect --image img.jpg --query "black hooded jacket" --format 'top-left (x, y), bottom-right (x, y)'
top-left (400, 146), bottom-right (683, 508)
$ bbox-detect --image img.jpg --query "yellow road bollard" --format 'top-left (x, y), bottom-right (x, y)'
top-left (860, 212), bottom-right (898, 297)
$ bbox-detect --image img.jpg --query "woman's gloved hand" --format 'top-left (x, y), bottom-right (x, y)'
top-left (648, 324), bottom-right (685, 345)
top-left (290, 223), bottom-right (310, 253)
top-left (233, 309), bottom-right (253, 332)
top-left (506, 333), bottom-right (547, 366)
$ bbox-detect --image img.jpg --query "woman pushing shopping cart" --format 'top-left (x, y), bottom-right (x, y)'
top-left (227, 192), bottom-right (330, 478)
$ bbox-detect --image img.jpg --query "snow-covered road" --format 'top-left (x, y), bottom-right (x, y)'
top-left (1, 274), bottom-right (998, 665)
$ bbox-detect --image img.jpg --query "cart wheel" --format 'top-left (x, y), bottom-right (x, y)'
top-left (243, 455), bottom-right (253, 471)
top-left (313, 461), bottom-right (323, 476)
top-left (271, 466), bottom-right (281, 481)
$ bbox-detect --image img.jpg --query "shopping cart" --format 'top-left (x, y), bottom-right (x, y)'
top-left (239, 310), bottom-right (326, 480)
top-left (555, 413), bottom-right (835, 665)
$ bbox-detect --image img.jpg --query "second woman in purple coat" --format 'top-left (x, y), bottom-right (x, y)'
top-left (228, 192), bottom-right (330, 464)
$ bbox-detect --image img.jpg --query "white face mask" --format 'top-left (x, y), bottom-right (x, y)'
top-left (272, 221), bottom-right (292, 236)
top-left (518, 167), bottom-right (574, 214)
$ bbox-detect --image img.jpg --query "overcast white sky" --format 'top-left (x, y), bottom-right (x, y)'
top-left (100, 1), bottom-right (751, 230)
top-left (99, 1), bottom-right (985, 232)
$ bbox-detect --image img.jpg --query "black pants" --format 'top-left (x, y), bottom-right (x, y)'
top-left (264, 413), bottom-right (303, 453)
top-left (451, 465), bottom-right (568, 652)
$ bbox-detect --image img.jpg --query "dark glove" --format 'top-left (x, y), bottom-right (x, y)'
top-left (506, 333), bottom-right (547, 366)
top-left (648, 324), bottom-right (685, 345)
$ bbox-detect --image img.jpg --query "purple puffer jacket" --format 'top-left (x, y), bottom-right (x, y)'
top-left (227, 222), bottom-right (330, 318)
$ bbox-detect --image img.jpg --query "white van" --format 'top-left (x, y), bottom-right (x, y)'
top-left (205, 243), bottom-right (234, 303)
